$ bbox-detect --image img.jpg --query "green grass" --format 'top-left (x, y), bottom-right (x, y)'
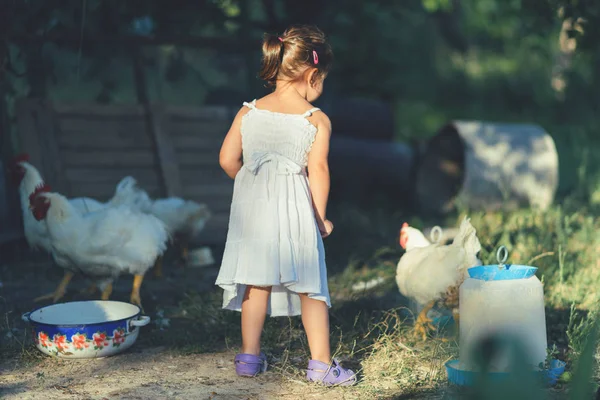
top-left (2, 138), bottom-right (599, 399)
top-left (133, 190), bottom-right (597, 398)
top-left (5, 186), bottom-right (598, 400)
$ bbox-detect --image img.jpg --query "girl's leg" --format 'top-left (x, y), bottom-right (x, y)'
top-left (300, 294), bottom-right (357, 386)
top-left (241, 285), bottom-right (272, 355)
top-left (299, 294), bottom-right (331, 364)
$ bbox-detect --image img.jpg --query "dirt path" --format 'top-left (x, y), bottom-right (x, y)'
top-left (0, 251), bottom-right (366, 400)
top-left (0, 347), bottom-right (361, 400)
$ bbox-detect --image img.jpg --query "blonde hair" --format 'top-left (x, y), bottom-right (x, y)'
top-left (259, 25), bottom-right (333, 88)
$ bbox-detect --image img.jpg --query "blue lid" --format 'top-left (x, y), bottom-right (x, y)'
top-left (467, 246), bottom-right (538, 281)
top-left (468, 264), bottom-right (538, 280)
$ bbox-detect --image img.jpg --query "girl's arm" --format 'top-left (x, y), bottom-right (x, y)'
top-left (219, 107), bottom-right (248, 179)
top-left (307, 114), bottom-right (332, 230)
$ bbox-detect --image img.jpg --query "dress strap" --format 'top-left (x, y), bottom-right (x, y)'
top-left (302, 107), bottom-right (320, 117)
top-left (243, 99), bottom-right (257, 109)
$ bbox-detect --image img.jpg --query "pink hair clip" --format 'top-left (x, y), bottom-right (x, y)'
top-left (278, 37), bottom-right (283, 42)
top-left (312, 50), bottom-right (319, 65)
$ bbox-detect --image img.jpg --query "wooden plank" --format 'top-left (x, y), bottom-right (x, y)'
top-left (171, 133), bottom-right (225, 150)
top-left (56, 128), bottom-right (153, 150)
top-left (69, 182), bottom-right (162, 201)
top-left (15, 99), bottom-right (45, 178)
top-left (59, 115), bottom-right (146, 133)
top-left (189, 197), bottom-right (231, 213)
top-left (194, 212), bottom-right (229, 245)
top-left (37, 101), bottom-right (71, 193)
top-left (61, 149), bottom-right (158, 168)
top-left (168, 106), bottom-right (233, 121)
top-left (63, 167), bottom-right (160, 185)
top-left (69, 181), bottom-right (231, 215)
top-left (178, 180), bottom-right (233, 212)
top-left (54, 103), bottom-right (146, 117)
top-left (179, 167), bottom-right (230, 185)
top-left (175, 150), bottom-right (220, 167)
top-left (146, 105), bottom-right (183, 197)
top-left (0, 157), bottom-right (24, 245)
top-left (57, 118), bottom-right (152, 149)
top-left (0, 230), bottom-right (23, 245)
top-left (169, 120), bottom-right (229, 137)
top-left (183, 183), bottom-right (234, 199)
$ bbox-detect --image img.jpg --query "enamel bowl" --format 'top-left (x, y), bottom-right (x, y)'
top-left (22, 300), bottom-right (150, 359)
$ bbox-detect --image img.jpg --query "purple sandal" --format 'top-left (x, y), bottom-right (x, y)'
top-left (234, 352), bottom-right (268, 377)
top-left (306, 359), bottom-right (357, 386)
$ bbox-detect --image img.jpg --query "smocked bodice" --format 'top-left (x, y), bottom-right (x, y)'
top-left (240, 100), bottom-right (319, 169)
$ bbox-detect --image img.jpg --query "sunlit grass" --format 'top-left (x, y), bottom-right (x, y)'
top-left (1, 194), bottom-right (598, 398)
top-left (136, 191), bottom-right (597, 398)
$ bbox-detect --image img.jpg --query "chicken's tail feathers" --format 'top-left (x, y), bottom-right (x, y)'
top-left (191, 203), bottom-right (212, 221)
top-left (452, 216), bottom-right (482, 256)
top-left (115, 176), bottom-right (138, 192)
top-left (115, 176), bottom-right (153, 210)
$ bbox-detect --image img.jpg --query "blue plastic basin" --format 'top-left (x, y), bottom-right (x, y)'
top-left (445, 359), bottom-right (566, 386)
top-left (432, 315), bottom-right (454, 329)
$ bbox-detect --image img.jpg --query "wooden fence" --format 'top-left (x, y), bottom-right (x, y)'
top-left (15, 98), bottom-right (236, 245)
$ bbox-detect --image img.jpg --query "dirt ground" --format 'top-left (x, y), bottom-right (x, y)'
top-left (0, 245), bottom-right (366, 400)
top-left (0, 242), bottom-right (575, 399)
top-left (0, 347), bottom-right (358, 400)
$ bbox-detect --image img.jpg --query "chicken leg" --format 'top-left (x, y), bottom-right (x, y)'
top-left (452, 309), bottom-right (460, 328)
top-left (413, 300), bottom-right (436, 341)
top-left (100, 282), bottom-right (113, 300)
top-left (79, 282), bottom-right (98, 296)
top-left (435, 309), bottom-right (461, 343)
top-left (179, 239), bottom-right (189, 268)
top-left (129, 274), bottom-right (145, 311)
top-left (34, 271), bottom-right (74, 303)
top-left (152, 256), bottom-right (163, 278)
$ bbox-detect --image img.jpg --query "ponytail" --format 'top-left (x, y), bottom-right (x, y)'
top-left (258, 26), bottom-right (333, 89)
top-left (258, 34), bottom-right (284, 88)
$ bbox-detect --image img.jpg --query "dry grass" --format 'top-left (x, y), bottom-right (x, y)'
top-left (1, 149), bottom-right (599, 399)
top-left (2, 198), bottom-right (598, 399)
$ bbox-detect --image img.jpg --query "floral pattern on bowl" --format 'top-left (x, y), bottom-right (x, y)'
top-left (23, 301), bottom-right (151, 359)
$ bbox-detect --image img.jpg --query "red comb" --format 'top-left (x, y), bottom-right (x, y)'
top-left (29, 183), bottom-right (52, 205)
top-left (12, 153), bottom-right (30, 164)
top-left (402, 222), bottom-right (409, 228)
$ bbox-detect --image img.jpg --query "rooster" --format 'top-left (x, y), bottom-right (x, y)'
top-left (396, 217), bottom-right (482, 340)
top-left (115, 177), bottom-right (212, 277)
top-left (399, 223), bottom-right (436, 250)
top-left (9, 154), bottom-right (157, 301)
top-left (29, 184), bottom-right (169, 310)
top-left (11, 154), bottom-right (104, 301)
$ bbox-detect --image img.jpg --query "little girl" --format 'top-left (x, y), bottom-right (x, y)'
top-left (216, 25), bottom-right (357, 386)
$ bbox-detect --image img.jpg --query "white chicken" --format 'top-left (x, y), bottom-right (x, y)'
top-left (29, 183), bottom-right (169, 309)
top-left (115, 177), bottom-right (212, 277)
top-left (400, 222), bottom-right (482, 264)
top-left (396, 217), bottom-right (482, 340)
top-left (399, 223), bottom-right (438, 250)
top-left (9, 154), bottom-right (159, 301)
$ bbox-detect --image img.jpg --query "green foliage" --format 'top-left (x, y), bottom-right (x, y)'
top-left (569, 319), bottom-right (599, 399)
top-left (422, 0), bottom-right (453, 13)
top-left (567, 304), bottom-right (599, 360)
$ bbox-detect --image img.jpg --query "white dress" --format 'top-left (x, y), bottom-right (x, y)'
top-left (215, 99), bottom-right (331, 317)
